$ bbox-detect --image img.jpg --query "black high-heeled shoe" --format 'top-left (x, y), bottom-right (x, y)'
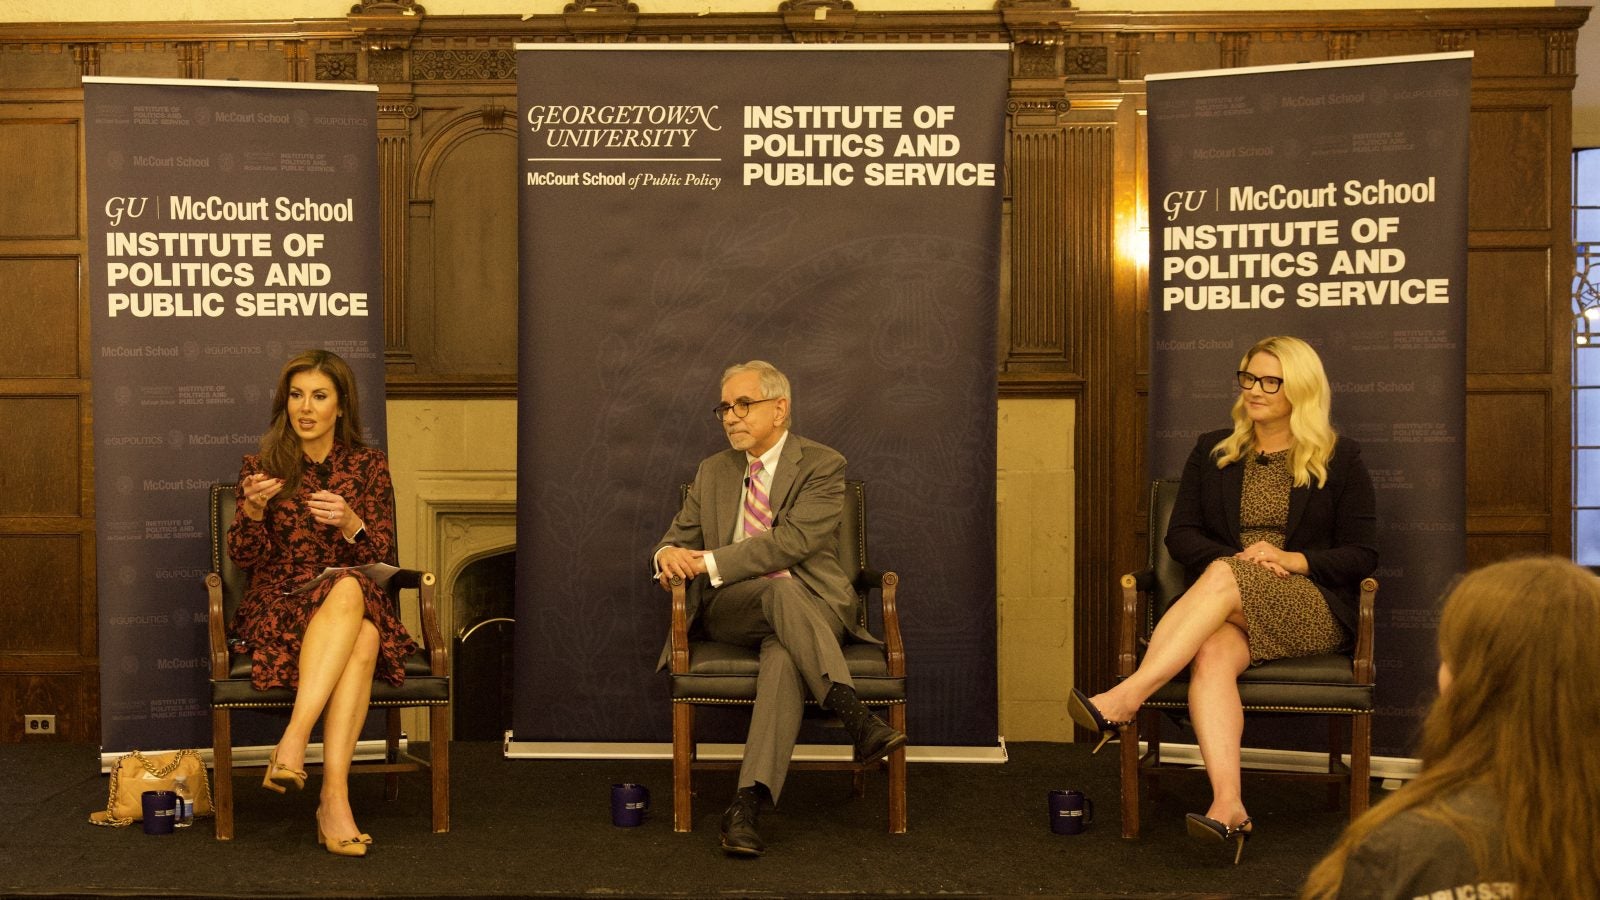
top-left (1185, 813), bottom-right (1254, 864)
top-left (1067, 688), bottom-right (1131, 754)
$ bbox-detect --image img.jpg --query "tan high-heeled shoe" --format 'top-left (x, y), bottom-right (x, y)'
top-left (262, 748), bottom-right (307, 794)
top-left (317, 822), bottom-right (369, 858)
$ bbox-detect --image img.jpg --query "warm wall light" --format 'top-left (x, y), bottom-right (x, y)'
top-left (1122, 208), bottom-right (1150, 271)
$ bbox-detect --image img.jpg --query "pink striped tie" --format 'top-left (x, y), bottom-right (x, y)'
top-left (741, 460), bottom-right (790, 578)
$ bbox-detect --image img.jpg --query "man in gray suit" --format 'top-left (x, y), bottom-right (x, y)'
top-left (653, 360), bottom-right (905, 857)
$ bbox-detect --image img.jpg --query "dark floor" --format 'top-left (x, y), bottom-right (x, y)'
top-left (0, 740), bottom-right (1368, 899)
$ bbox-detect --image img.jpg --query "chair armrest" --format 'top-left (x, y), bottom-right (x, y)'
top-left (663, 575), bottom-right (690, 674)
top-left (1116, 570), bottom-right (1148, 679)
top-left (1352, 576), bottom-right (1379, 684)
top-left (206, 573), bottom-right (230, 680)
top-left (858, 569), bottom-right (905, 678)
top-left (387, 569), bottom-right (445, 677)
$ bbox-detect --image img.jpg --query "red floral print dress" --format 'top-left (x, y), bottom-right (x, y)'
top-left (227, 441), bottom-right (417, 690)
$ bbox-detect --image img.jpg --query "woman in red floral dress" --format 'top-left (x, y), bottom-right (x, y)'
top-left (228, 349), bottom-right (415, 857)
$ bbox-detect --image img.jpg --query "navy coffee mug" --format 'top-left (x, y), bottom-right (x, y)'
top-left (142, 790), bottom-right (178, 835)
top-left (611, 783), bottom-right (650, 827)
top-left (1048, 789), bottom-right (1094, 835)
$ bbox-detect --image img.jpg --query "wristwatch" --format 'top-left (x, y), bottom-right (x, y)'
top-left (344, 525), bottom-right (366, 544)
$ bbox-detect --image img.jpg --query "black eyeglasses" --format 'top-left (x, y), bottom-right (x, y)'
top-left (712, 397), bottom-right (779, 422)
top-left (1236, 371), bottom-right (1284, 394)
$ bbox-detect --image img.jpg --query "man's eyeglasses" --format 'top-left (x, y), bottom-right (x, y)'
top-left (713, 397), bottom-right (779, 422)
top-left (1236, 371), bottom-right (1284, 394)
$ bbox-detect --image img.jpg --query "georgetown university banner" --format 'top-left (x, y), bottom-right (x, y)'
top-left (85, 78), bottom-right (385, 753)
top-left (1146, 54), bottom-right (1471, 756)
top-left (515, 45), bottom-right (1008, 747)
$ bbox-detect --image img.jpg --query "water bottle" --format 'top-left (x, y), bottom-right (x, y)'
top-left (172, 774), bottom-right (195, 828)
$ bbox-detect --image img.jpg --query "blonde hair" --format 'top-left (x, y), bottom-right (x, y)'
top-left (1302, 556), bottom-right (1600, 899)
top-left (1211, 335), bottom-right (1336, 488)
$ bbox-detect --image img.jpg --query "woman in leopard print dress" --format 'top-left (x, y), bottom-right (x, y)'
top-left (1069, 336), bottom-right (1377, 855)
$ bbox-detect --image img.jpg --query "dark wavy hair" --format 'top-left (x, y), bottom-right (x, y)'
top-left (257, 349), bottom-right (366, 499)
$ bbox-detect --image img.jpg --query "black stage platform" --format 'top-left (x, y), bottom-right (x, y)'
top-left (1, 740), bottom-right (1370, 898)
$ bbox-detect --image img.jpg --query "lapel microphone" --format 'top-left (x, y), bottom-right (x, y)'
top-left (1255, 452), bottom-right (1271, 466)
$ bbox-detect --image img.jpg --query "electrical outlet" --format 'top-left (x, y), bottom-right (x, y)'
top-left (25, 714), bottom-right (55, 735)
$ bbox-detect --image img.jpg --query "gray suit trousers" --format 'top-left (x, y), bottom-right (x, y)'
top-left (700, 575), bottom-right (854, 804)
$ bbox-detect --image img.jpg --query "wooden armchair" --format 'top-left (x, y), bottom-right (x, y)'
top-left (664, 479), bottom-right (908, 833)
top-left (205, 483), bottom-right (451, 839)
top-left (1115, 479), bottom-right (1378, 838)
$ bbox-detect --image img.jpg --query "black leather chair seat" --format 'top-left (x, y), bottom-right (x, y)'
top-left (1144, 652), bottom-right (1374, 712)
top-left (672, 641), bottom-right (905, 703)
top-left (214, 646), bottom-right (447, 706)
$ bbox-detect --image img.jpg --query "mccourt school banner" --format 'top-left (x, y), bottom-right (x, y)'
top-left (1146, 53), bottom-right (1471, 757)
top-left (85, 77), bottom-right (385, 753)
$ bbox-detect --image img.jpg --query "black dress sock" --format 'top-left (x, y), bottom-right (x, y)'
top-left (825, 682), bottom-right (876, 739)
top-left (735, 783), bottom-right (770, 808)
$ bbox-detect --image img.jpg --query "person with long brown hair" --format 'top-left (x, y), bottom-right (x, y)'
top-left (1302, 556), bottom-right (1600, 898)
top-left (227, 349), bottom-right (415, 857)
top-left (1069, 335), bottom-right (1378, 862)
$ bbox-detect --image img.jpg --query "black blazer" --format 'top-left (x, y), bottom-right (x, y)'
top-left (1165, 428), bottom-right (1378, 636)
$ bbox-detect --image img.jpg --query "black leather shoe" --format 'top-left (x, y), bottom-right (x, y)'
top-left (852, 715), bottom-right (907, 766)
top-left (719, 796), bottom-right (764, 857)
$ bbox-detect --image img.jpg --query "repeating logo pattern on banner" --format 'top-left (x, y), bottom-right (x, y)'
top-left (1146, 54), bottom-right (1471, 755)
top-left (85, 78), bottom-right (386, 752)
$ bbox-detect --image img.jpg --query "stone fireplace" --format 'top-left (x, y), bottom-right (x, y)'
top-left (384, 398), bottom-right (519, 742)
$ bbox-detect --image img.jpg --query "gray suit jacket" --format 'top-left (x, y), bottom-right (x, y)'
top-left (654, 432), bottom-right (876, 670)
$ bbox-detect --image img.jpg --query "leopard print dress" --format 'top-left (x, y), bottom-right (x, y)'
top-left (1222, 449), bottom-right (1347, 664)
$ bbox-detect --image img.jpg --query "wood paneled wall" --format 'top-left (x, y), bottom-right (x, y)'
top-left (0, 0), bottom-right (1585, 740)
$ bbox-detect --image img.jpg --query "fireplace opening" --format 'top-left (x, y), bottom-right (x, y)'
top-left (451, 550), bottom-right (515, 741)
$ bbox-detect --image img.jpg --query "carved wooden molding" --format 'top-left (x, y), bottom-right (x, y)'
top-left (70, 43), bottom-right (100, 77)
top-left (782, 0), bottom-right (855, 42)
top-left (1064, 44), bottom-right (1107, 78)
top-left (1005, 126), bottom-right (1068, 367)
top-left (413, 49), bottom-right (515, 81)
top-left (351, 0), bottom-right (426, 13)
top-left (1001, 0), bottom-right (1073, 51)
top-left (1438, 30), bottom-right (1471, 53)
top-left (379, 131), bottom-right (411, 369)
top-left (315, 50), bottom-right (358, 81)
top-left (565, 0), bottom-right (639, 11)
top-left (1326, 31), bottom-right (1357, 61)
top-left (1016, 42), bottom-right (1055, 78)
top-left (1547, 29), bottom-right (1578, 76)
top-left (1116, 33), bottom-right (1140, 81)
top-left (563, 0), bottom-right (639, 38)
top-left (282, 41), bottom-right (309, 82)
top-left (1219, 32), bottom-right (1249, 68)
top-left (369, 48), bottom-right (405, 82)
top-left (174, 41), bottom-right (202, 78)
top-left (348, 0), bottom-right (424, 50)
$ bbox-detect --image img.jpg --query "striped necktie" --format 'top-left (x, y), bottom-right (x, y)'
top-left (740, 459), bottom-right (790, 578)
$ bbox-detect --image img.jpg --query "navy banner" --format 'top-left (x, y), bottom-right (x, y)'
top-left (514, 45), bottom-right (1008, 747)
top-left (1146, 54), bottom-right (1471, 756)
top-left (85, 78), bottom-right (385, 752)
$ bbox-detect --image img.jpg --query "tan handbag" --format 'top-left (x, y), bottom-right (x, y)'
top-left (89, 749), bottom-right (213, 826)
